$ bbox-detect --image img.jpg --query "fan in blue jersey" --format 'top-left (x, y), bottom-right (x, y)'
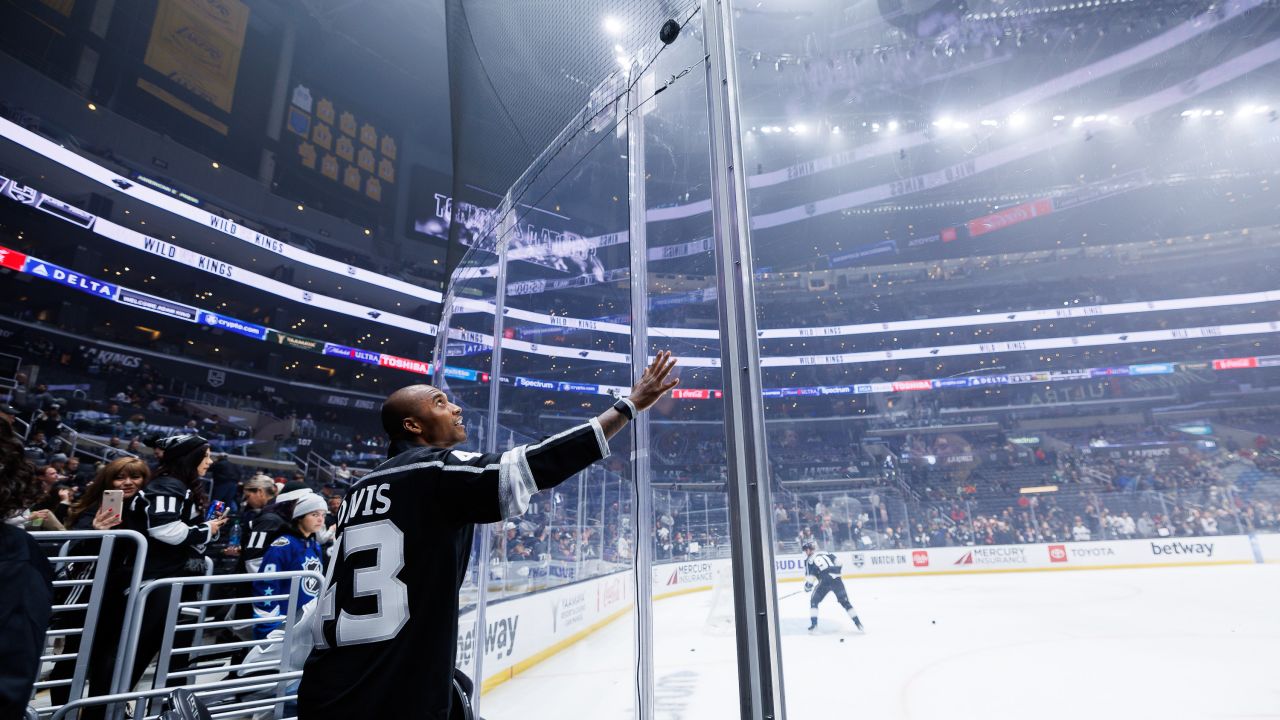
top-left (252, 492), bottom-right (327, 638)
top-left (802, 541), bottom-right (864, 632)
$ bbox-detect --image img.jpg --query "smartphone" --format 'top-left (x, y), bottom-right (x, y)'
top-left (102, 489), bottom-right (124, 519)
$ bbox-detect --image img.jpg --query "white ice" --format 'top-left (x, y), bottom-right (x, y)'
top-left (479, 564), bottom-right (1280, 720)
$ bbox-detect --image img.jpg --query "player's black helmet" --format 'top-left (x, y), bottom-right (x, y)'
top-left (801, 541), bottom-right (816, 552)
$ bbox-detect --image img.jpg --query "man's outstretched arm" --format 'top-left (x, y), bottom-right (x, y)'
top-left (593, 350), bottom-right (680, 441)
top-left (435, 352), bottom-right (680, 523)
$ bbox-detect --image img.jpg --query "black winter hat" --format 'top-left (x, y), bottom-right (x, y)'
top-left (156, 434), bottom-right (210, 463)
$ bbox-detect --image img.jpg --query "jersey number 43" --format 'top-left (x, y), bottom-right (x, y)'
top-left (317, 520), bottom-right (409, 646)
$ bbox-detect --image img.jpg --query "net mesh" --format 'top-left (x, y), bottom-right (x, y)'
top-left (445, 0), bottom-right (694, 195)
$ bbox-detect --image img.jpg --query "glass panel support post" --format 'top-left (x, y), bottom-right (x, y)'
top-left (626, 60), bottom-right (657, 720)
top-left (700, 0), bottom-right (787, 718)
top-left (471, 193), bottom-right (515, 715)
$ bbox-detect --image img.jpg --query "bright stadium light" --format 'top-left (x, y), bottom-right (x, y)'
top-left (887, 120), bottom-right (900, 132)
top-left (1008, 112), bottom-right (1027, 128)
top-left (603, 16), bottom-right (624, 35)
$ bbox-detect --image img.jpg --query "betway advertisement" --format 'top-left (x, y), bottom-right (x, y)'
top-left (771, 536), bottom-right (1255, 579)
top-left (459, 535), bottom-right (1267, 690)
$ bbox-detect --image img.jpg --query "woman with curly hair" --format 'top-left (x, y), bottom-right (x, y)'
top-left (0, 409), bottom-right (53, 718)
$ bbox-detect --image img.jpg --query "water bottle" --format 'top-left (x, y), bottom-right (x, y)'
top-left (228, 519), bottom-right (242, 548)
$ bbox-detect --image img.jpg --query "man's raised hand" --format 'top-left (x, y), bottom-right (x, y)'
top-left (630, 351), bottom-right (680, 411)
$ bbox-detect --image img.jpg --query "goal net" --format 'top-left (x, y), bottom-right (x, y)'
top-left (704, 563), bottom-right (737, 634)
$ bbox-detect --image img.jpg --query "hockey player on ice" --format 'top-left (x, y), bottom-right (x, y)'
top-left (802, 541), bottom-right (864, 632)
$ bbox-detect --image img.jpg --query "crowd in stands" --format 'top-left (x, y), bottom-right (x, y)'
top-left (6, 360), bottom-right (1280, 715)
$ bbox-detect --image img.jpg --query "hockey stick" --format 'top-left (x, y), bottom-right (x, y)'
top-left (778, 588), bottom-right (808, 601)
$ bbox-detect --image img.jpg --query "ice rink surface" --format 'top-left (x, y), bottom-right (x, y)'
top-left (480, 564), bottom-right (1280, 720)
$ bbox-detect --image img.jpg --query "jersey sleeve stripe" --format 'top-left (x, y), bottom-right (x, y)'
top-left (357, 459), bottom-right (445, 483)
top-left (588, 418), bottom-right (611, 460)
top-left (149, 519), bottom-right (194, 545)
top-left (497, 446), bottom-right (538, 519)
top-left (439, 463), bottom-right (495, 475)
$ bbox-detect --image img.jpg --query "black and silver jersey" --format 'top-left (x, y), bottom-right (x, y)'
top-left (298, 418), bottom-right (611, 719)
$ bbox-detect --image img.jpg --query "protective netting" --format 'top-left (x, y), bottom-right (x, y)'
top-left (445, 0), bottom-right (696, 197)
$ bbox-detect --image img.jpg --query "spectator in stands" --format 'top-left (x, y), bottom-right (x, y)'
top-left (230, 474), bottom-right (278, 566)
top-left (28, 384), bottom-right (59, 411)
top-left (251, 492), bottom-right (326, 638)
top-left (30, 482), bottom-right (75, 527)
top-left (47, 453), bottom-right (68, 476)
top-left (32, 405), bottom-right (63, 440)
top-left (241, 481), bottom-right (311, 573)
top-left (333, 462), bottom-right (352, 485)
top-left (1137, 512), bottom-right (1155, 538)
top-left (122, 414), bottom-right (147, 437)
top-left (25, 431), bottom-right (49, 456)
top-left (128, 434), bottom-right (227, 691)
top-left (24, 466), bottom-right (67, 532)
top-left (297, 414), bottom-right (316, 439)
top-left (51, 457), bottom-right (151, 718)
top-left (1071, 516), bottom-right (1092, 542)
top-left (323, 490), bottom-right (342, 528)
top-left (0, 403), bottom-right (53, 720)
top-left (64, 455), bottom-right (93, 489)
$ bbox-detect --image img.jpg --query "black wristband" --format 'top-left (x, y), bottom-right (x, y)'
top-left (612, 398), bottom-right (637, 420)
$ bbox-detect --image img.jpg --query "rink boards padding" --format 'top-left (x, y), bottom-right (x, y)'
top-left (462, 534), bottom-right (1276, 692)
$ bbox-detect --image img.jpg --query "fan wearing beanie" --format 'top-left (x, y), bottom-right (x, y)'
top-left (241, 483), bottom-right (334, 573)
top-left (251, 492), bottom-right (327, 639)
top-left (126, 433), bottom-right (228, 691)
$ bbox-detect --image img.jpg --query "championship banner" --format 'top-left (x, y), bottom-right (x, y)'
top-left (287, 83), bottom-right (397, 203)
top-left (143, 0), bottom-right (248, 115)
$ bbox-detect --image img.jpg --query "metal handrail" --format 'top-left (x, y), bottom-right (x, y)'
top-left (49, 671), bottom-right (303, 720)
top-left (112, 570), bottom-right (321, 719)
top-left (28, 530), bottom-right (147, 718)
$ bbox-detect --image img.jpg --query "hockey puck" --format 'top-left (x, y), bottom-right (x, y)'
top-left (839, 638), bottom-right (844, 643)
top-left (931, 620), bottom-right (936, 624)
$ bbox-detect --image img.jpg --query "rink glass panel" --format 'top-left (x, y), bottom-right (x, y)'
top-left (472, 89), bottom-right (641, 717)
top-left (440, 223), bottom-right (500, 693)
top-left (728, 1), bottom-right (1280, 717)
top-left (643, 12), bottom-right (745, 718)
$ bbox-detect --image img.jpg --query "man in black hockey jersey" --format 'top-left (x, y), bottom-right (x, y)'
top-left (802, 541), bottom-right (864, 632)
top-left (298, 351), bottom-right (680, 719)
